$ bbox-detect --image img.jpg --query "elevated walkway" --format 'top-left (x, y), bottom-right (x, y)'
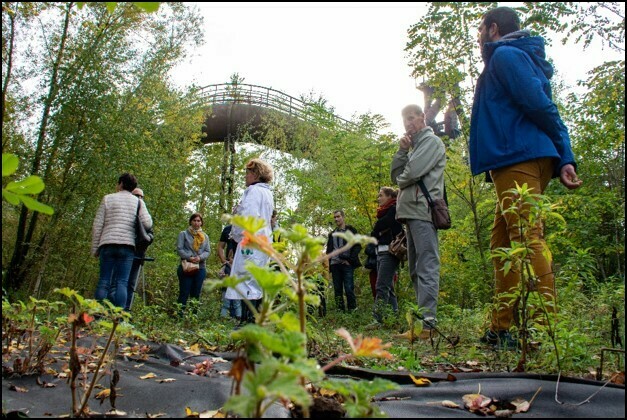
top-left (197, 83), bottom-right (355, 146)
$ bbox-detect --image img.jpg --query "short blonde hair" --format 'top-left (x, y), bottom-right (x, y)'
top-left (246, 158), bottom-right (274, 183)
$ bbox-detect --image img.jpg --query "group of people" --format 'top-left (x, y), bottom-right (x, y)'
top-left (325, 6), bottom-right (582, 347)
top-left (91, 7), bottom-right (582, 348)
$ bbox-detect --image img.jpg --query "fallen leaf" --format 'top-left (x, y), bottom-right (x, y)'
top-left (95, 388), bottom-right (110, 403)
top-left (511, 397), bottom-right (530, 413)
top-left (198, 409), bottom-right (220, 417)
top-left (146, 412), bottom-right (167, 418)
top-left (462, 392), bottom-right (492, 412)
top-left (610, 371), bottom-right (625, 385)
top-left (441, 400), bottom-right (460, 408)
top-left (157, 378), bottom-right (176, 383)
top-left (319, 388), bottom-right (337, 397)
top-left (409, 374), bottom-right (431, 386)
top-left (9, 384), bottom-right (28, 393)
top-left (185, 406), bottom-right (199, 417)
top-left (446, 373), bottom-right (457, 382)
top-left (106, 409), bottom-right (127, 416)
top-left (494, 409), bottom-right (514, 417)
top-left (140, 373), bottom-right (157, 380)
top-left (36, 378), bottom-right (57, 388)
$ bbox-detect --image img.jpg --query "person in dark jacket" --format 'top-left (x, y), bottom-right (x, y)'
top-left (326, 210), bottom-right (361, 312)
top-left (124, 187), bottom-right (154, 311)
top-left (470, 6), bottom-right (582, 348)
top-left (368, 187), bottom-right (403, 326)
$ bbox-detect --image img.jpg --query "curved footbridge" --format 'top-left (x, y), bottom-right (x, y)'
top-left (197, 83), bottom-right (355, 150)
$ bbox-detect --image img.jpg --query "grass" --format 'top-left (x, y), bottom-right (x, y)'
top-left (124, 270), bottom-right (624, 381)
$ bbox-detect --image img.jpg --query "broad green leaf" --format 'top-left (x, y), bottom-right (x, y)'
top-left (275, 311), bottom-right (300, 332)
top-left (246, 263), bottom-right (288, 296)
top-left (231, 215), bottom-right (267, 234)
top-left (2, 189), bottom-right (20, 205)
top-left (19, 195), bottom-right (54, 215)
top-left (2, 153), bottom-right (19, 176)
top-left (6, 175), bottom-right (46, 194)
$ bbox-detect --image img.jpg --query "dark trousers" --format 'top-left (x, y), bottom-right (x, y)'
top-left (240, 298), bottom-right (261, 324)
top-left (177, 265), bottom-right (206, 309)
top-left (125, 255), bottom-right (145, 311)
top-left (330, 263), bottom-right (356, 311)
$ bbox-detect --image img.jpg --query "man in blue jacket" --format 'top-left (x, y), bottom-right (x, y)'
top-left (470, 6), bottom-right (583, 349)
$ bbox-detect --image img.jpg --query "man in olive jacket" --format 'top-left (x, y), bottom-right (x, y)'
top-left (391, 104), bottom-right (446, 336)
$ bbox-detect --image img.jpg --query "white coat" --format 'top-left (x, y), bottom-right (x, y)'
top-left (225, 182), bottom-right (274, 300)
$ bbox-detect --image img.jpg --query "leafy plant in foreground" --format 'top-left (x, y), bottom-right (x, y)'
top-left (491, 183), bottom-right (566, 371)
top-left (212, 215), bottom-right (398, 417)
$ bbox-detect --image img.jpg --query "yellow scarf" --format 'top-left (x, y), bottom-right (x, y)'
top-left (188, 227), bottom-right (205, 252)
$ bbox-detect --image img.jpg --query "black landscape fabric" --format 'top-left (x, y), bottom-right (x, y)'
top-left (2, 340), bottom-right (624, 418)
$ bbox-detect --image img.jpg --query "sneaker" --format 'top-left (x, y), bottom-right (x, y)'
top-left (480, 329), bottom-right (518, 350)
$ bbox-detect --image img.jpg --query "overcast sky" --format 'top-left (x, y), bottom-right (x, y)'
top-left (170, 2), bottom-right (623, 136)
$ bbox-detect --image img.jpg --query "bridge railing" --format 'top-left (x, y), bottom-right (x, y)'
top-left (195, 83), bottom-right (356, 131)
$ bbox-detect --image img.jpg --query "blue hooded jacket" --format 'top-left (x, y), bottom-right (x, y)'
top-left (469, 33), bottom-right (576, 178)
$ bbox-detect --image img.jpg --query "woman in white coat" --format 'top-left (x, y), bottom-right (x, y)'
top-left (224, 158), bottom-right (274, 324)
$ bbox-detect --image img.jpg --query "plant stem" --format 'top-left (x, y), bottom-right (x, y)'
top-left (76, 319), bottom-right (118, 416)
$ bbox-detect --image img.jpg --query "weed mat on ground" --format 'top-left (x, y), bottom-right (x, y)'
top-left (3, 338), bottom-right (624, 418)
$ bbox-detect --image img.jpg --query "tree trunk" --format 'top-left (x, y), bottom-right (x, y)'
top-left (6, 2), bottom-right (73, 292)
top-left (1, 3), bottom-right (17, 147)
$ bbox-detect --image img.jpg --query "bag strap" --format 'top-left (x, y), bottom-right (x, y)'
top-left (417, 180), bottom-right (435, 208)
top-left (136, 198), bottom-right (141, 216)
top-left (417, 180), bottom-right (448, 207)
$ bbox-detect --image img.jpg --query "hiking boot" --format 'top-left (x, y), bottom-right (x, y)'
top-left (480, 329), bottom-right (518, 350)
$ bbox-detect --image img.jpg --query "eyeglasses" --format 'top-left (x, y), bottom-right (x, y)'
top-left (134, 194), bottom-right (144, 199)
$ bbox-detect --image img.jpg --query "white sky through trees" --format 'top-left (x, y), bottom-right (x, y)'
top-left (170, 2), bottom-right (624, 136)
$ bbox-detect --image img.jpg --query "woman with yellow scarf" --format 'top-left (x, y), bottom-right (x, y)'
top-left (176, 213), bottom-right (210, 313)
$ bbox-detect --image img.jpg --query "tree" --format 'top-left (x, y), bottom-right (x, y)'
top-left (2, 2), bottom-right (204, 295)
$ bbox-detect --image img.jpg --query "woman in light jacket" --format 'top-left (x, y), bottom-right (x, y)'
top-left (176, 213), bottom-right (210, 311)
top-left (92, 173), bottom-right (153, 308)
top-left (224, 158), bottom-right (274, 324)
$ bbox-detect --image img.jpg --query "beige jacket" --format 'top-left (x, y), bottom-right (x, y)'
top-left (390, 126), bottom-right (446, 222)
top-left (91, 190), bottom-right (153, 256)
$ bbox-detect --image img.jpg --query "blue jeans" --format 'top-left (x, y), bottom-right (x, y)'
top-left (95, 245), bottom-right (135, 308)
top-left (177, 265), bottom-right (206, 308)
top-left (220, 293), bottom-right (242, 319)
top-left (330, 263), bottom-right (356, 311)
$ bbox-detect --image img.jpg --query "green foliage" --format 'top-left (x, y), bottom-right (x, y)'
top-left (322, 378), bottom-right (400, 418)
top-left (2, 154), bottom-right (54, 215)
top-left (217, 217), bottom-right (396, 417)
